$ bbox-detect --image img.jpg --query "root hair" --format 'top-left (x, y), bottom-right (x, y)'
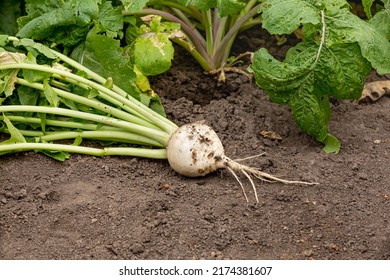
top-left (222, 156), bottom-right (318, 202)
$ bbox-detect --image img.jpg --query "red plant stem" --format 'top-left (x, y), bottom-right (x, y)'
top-left (213, 4), bottom-right (262, 67)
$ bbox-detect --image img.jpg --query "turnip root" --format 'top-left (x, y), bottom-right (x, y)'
top-left (167, 122), bottom-right (317, 202)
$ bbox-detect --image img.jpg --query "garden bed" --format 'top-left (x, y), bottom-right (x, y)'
top-left (0, 30), bottom-right (389, 260)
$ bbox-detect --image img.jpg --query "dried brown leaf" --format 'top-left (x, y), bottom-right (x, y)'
top-left (359, 80), bottom-right (390, 102)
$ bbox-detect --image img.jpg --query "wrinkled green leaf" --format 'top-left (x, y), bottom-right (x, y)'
top-left (257, 0), bottom-right (390, 149)
top-left (288, 81), bottom-right (330, 143)
top-left (260, 0), bottom-right (321, 35)
top-left (261, 0), bottom-right (390, 74)
top-left (17, 0), bottom-right (122, 47)
top-left (250, 40), bottom-right (371, 153)
top-left (369, 0), bottom-right (390, 40)
top-left (131, 16), bottom-right (177, 76)
top-left (121, 0), bottom-right (150, 12)
top-left (174, 0), bottom-right (248, 16)
top-left (133, 33), bottom-right (174, 76)
top-left (0, 0), bottom-right (22, 35)
top-left (325, 7), bottom-right (390, 75)
top-left (217, 0), bottom-right (246, 17)
top-left (70, 29), bottom-right (138, 99)
top-left (286, 42), bottom-right (372, 100)
top-left (97, 1), bottom-right (124, 37)
top-left (17, 3), bottom-right (91, 46)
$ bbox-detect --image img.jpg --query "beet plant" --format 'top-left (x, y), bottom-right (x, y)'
top-left (121, 0), bottom-right (262, 79)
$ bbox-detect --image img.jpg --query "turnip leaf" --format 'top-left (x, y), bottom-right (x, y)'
top-left (325, 7), bottom-right (390, 75)
top-left (368, 0), bottom-right (390, 40)
top-left (250, 41), bottom-right (371, 153)
top-left (362, 0), bottom-right (375, 19)
top-left (0, 114), bottom-right (26, 145)
top-left (121, 0), bottom-right (150, 12)
top-left (133, 33), bottom-right (174, 76)
top-left (0, 0), bottom-right (21, 36)
top-left (70, 29), bottom-right (138, 99)
top-left (259, 0), bottom-right (322, 35)
top-left (251, 0), bottom-right (390, 152)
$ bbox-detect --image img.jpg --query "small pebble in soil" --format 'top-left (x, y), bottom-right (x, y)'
top-left (351, 163), bottom-right (359, 171)
top-left (4, 192), bottom-right (13, 198)
top-left (131, 243), bottom-right (145, 255)
top-left (210, 250), bottom-right (224, 259)
top-left (303, 249), bottom-right (313, 257)
top-left (14, 189), bottom-right (27, 199)
top-left (358, 173), bottom-right (368, 180)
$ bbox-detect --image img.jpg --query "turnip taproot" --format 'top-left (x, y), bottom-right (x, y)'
top-left (0, 37), bottom-right (317, 202)
top-left (167, 122), bottom-right (317, 202)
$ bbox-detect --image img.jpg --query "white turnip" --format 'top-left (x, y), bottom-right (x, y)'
top-left (167, 122), bottom-right (317, 202)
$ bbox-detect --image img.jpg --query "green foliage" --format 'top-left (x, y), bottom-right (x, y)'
top-left (0, 37), bottom-right (177, 160)
top-left (12, 0), bottom-right (166, 114)
top-left (0, 0), bottom-right (22, 35)
top-left (1, 114), bottom-right (26, 145)
top-left (250, 0), bottom-right (390, 153)
top-left (1, 0), bottom-right (390, 154)
top-left (368, 0), bottom-right (390, 40)
top-left (260, 0), bottom-right (321, 35)
top-left (17, 0), bottom-right (123, 45)
top-left (70, 29), bottom-right (138, 98)
top-left (129, 16), bottom-right (178, 76)
top-left (121, 0), bottom-right (150, 12)
top-left (121, 0), bottom-right (263, 72)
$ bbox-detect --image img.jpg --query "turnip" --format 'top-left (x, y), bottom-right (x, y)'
top-left (0, 36), bottom-right (316, 202)
top-left (167, 122), bottom-right (317, 202)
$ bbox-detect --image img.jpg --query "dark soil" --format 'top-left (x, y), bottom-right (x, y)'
top-left (1, 30), bottom-right (389, 260)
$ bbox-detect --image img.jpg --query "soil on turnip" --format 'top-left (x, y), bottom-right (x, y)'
top-left (0, 28), bottom-right (389, 260)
